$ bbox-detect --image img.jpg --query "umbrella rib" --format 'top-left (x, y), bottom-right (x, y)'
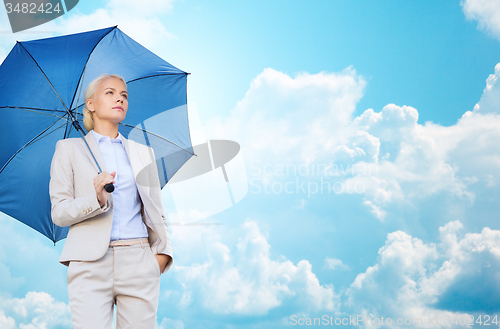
top-left (17, 42), bottom-right (94, 154)
top-left (127, 72), bottom-right (188, 84)
top-left (0, 106), bottom-right (66, 113)
top-left (68, 26), bottom-right (117, 114)
top-left (73, 66), bottom-right (86, 118)
top-left (26, 121), bottom-right (70, 148)
top-left (0, 106), bottom-right (66, 119)
top-left (118, 122), bottom-right (196, 156)
top-left (0, 118), bottom-right (67, 175)
top-left (18, 43), bottom-right (71, 114)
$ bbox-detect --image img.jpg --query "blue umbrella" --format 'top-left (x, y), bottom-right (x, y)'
top-left (0, 26), bottom-right (194, 244)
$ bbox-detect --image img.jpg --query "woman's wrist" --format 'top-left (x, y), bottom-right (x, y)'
top-left (97, 194), bottom-right (105, 208)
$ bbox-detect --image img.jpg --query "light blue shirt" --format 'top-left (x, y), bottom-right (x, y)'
top-left (92, 130), bottom-right (148, 241)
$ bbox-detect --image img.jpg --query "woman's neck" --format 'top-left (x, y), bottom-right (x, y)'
top-left (93, 122), bottom-right (119, 139)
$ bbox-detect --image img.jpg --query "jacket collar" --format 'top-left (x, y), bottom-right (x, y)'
top-left (91, 129), bottom-right (125, 145)
top-left (83, 130), bottom-right (146, 185)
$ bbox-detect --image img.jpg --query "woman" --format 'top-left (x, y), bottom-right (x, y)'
top-left (49, 74), bottom-right (173, 329)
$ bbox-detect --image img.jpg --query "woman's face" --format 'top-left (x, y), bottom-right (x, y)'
top-left (87, 77), bottom-right (128, 126)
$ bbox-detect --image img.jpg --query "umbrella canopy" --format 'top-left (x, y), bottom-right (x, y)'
top-left (0, 26), bottom-right (194, 243)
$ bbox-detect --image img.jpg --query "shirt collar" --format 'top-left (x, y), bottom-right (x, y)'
top-left (91, 129), bottom-right (124, 145)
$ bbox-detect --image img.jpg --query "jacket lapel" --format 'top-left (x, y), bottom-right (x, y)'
top-left (83, 131), bottom-right (108, 173)
top-left (122, 136), bottom-right (140, 178)
top-left (121, 135), bottom-right (151, 192)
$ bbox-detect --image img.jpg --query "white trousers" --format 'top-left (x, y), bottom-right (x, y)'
top-left (67, 242), bottom-right (161, 329)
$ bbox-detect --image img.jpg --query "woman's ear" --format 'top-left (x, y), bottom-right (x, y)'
top-left (86, 99), bottom-right (94, 112)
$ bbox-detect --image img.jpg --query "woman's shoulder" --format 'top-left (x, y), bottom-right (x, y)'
top-left (56, 137), bottom-right (84, 147)
top-left (54, 138), bottom-right (85, 152)
top-left (52, 138), bottom-right (85, 163)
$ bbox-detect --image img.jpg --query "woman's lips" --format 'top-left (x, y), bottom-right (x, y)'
top-left (113, 106), bottom-right (124, 111)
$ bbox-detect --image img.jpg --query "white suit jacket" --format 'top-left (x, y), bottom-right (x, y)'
top-left (49, 131), bottom-right (173, 273)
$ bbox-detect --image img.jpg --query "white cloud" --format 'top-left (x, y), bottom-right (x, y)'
top-left (462, 0), bottom-right (500, 40)
top-left (157, 317), bottom-right (184, 329)
top-left (175, 220), bottom-right (339, 315)
top-left (323, 257), bottom-right (349, 271)
top-left (0, 263), bottom-right (24, 295)
top-left (0, 0), bottom-right (176, 57)
top-left (0, 235), bottom-right (25, 294)
top-left (205, 67), bottom-right (366, 165)
top-left (0, 12), bottom-right (20, 63)
top-left (344, 104), bottom-right (493, 207)
top-left (0, 310), bottom-right (16, 329)
top-left (205, 65), bottom-right (500, 219)
top-left (473, 63), bottom-right (500, 114)
top-left (0, 291), bottom-right (72, 328)
top-left (107, 0), bottom-right (175, 17)
top-left (0, 215), bottom-right (68, 299)
top-left (0, 47), bottom-right (7, 66)
top-left (346, 220), bottom-right (500, 327)
top-left (44, 9), bottom-right (176, 54)
top-left (362, 199), bottom-right (387, 221)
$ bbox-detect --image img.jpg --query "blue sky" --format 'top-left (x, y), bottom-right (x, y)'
top-left (1, 0), bottom-right (500, 328)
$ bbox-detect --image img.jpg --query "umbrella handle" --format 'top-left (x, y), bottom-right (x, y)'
top-left (104, 183), bottom-right (115, 193)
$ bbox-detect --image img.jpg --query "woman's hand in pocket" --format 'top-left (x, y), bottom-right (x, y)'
top-left (154, 254), bottom-right (171, 273)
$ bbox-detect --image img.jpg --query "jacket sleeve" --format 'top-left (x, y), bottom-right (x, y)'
top-left (148, 149), bottom-right (173, 273)
top-left (49, 140), bottom-right (110, 227)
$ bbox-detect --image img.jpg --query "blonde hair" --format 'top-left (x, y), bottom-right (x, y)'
top-left (82, 74), bottom-right (127, 131)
